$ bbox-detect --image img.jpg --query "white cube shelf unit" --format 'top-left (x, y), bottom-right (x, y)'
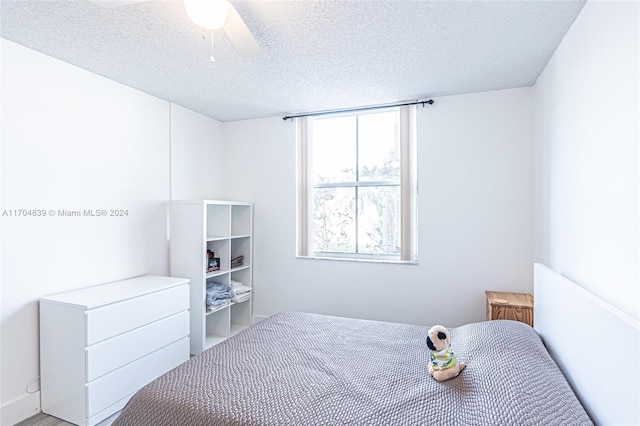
top-left (170, 200), bottom-right (253, 354)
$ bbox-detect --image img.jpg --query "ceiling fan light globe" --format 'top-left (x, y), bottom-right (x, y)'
top-left (184, 0), bottom-right (229, 29)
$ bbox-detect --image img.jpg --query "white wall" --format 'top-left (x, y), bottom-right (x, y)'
top-left (0, 39), bottom-right (222, 424)
top-left (222, 87), bottom-right (534, 327)
top-left (170, 103), bottom-right (223, 200)
top-left (6, 0), bottom-right (635, 420)
top-left (533, 0), bottom-right (639, 320)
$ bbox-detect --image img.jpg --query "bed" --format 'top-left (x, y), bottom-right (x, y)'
top-left (534, 263), bottom-right (639, 425)
top-left (113, 308), bottom-right (593, 425)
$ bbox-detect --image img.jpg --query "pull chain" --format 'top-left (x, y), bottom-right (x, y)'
top-left (210, 29), bottom-right (215, 63)
top-left (200, 28), bottom-right (216, 63)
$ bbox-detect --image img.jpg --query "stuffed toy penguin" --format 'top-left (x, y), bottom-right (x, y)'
top-left (426, 325), bottom-right (466, 381)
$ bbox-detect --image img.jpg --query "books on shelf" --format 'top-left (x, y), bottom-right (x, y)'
top-left (231, 255), bottom-right (244, 269)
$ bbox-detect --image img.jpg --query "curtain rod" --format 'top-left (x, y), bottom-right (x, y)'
top-left (282, 99), bottom-right (434, 121)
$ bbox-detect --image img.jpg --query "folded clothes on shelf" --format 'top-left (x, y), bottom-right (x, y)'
top-left (230, 283), bottom-right (251, 296)
top-left (230, 280), bottom-right (251, 303)
top-left (206, 282), bottom-right (231, 307)
top-left (231, 292), bottom-right (251, 303)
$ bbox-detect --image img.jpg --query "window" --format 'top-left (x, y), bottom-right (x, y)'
top-left (296, 105), bottom-right (417, 262)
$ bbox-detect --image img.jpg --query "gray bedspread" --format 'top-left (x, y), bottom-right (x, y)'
top-left (113, 312), bottom-right (592, 425)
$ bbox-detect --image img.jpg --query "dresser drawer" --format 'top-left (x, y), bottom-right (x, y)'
top-left (86, 310), bottom-right (189, 381)
top-left (86, 336), bottom-right (189, 417)
top-left (87, 394), bottom-right (132, 426)
top-left (85, 284), bottom-right (189, 345)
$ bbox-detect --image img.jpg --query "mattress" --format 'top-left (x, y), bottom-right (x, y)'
top-left (113, 312), bottom-right (592, 425)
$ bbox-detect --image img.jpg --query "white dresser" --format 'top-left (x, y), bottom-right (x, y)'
top-left (39, 275), bottom-right (190, 426)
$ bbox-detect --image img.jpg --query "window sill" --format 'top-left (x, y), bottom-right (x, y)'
top-left (296, 255), bottom-right (418, 265)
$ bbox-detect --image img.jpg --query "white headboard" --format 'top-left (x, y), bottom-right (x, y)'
top-left (534, 263), bottom-right (639, 425)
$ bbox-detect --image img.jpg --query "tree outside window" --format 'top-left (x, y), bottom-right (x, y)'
top-left (297, 106), bottom-right (417, 262)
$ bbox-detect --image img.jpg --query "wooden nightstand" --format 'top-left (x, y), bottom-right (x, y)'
top-left (485, 291), bottom-right (534, 327)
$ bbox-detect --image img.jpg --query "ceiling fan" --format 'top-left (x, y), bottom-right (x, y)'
top-left (89, 0), bottom-right (260, 61)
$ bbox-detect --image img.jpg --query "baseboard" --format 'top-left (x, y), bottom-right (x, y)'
top-left (252, 314), bottom-right (270, 324)
top-left (1, 391), bottom-right (41, 425)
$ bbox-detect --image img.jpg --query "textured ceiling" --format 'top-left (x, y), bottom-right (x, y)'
top-left (1, 0), bottom-right (585, 122)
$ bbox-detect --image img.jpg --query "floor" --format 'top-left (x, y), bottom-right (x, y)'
top-left (15, 412), bottom-right (119, 426)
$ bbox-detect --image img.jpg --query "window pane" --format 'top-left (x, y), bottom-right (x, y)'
top-left (312, 116), bottom-right (356, 183)
top-left (298, 105), bottom-right (416, 261)
top-left (313, 187), bottom-right (356, 253)
top-left (358, 186), bottom-right (401, 255)
top-left (358, 111), bottom-right (400, 182)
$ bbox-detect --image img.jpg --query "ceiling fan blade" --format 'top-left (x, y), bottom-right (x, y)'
top-left (86, 0), bottom-right (149, 8)
top-left (223, 1), bottom-right (260, 57)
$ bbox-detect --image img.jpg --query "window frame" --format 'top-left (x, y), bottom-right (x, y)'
top-left (296, 105), bottom-right (418, 263)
